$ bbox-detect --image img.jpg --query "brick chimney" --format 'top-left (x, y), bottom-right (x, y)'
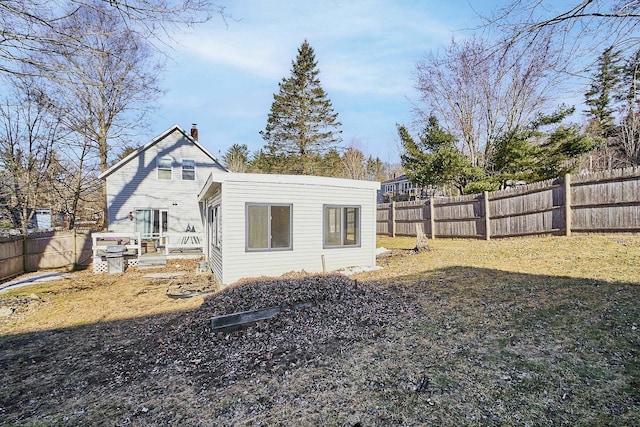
top-left (190, 123), bottom-right (198, 141)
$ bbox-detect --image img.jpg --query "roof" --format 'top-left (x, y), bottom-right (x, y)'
top-left (198, 172), bottom-right (381, 202)
top-left (99, 124), bottom-right (227, 179)
top-left (381, 174), bottom-right (409, 185)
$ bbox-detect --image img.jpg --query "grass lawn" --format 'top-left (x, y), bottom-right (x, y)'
top-left (1, 234), bottom-right (639, 425)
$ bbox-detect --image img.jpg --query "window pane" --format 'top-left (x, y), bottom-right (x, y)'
top-left (247, 205), bottom-right (268, 249)
top-left (158, 157), bottom-right (172, 168)
top-left (182, 159), bottom-right (195, 180)
top-left (344, 207), bottom-right (359, 245)
top-left (136, 209), bottom-right (151, 237)
top-left (324, 207), bottom-right (342, 246)
top-left (271, 205), bottom-right (291, 248)
top-left (158, 157), bottom-right (172, 179)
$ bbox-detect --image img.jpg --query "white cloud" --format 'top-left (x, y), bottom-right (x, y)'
top-left (152, 0), bottom-right (492, 161)
top-left (174, 0), bottom-right (458, 95)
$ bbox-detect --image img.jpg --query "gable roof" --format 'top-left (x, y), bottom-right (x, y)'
top-left (99, 124), bottom-right (227, 179)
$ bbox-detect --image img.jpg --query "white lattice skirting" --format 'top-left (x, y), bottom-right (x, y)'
top-left (92, 257), bottom-right (138, 273)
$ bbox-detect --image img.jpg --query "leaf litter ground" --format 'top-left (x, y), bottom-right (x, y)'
top-left (0, 234), bottom-right (639, 425)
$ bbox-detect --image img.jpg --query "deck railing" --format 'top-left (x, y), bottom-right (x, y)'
top-left (92, 231), bottom-right (204, 258)
top-left (163, 232), bottom-right (204, 254)
top-left (92, 232), bottom-right (142, 257)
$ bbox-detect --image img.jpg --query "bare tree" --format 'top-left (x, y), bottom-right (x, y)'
top-left (617, 48), bottom-right (640, 166)
top-left (33, 2), bottom-right (164, 173)
top-left (618, 111), bottom-right (640, 166)
top-left (50, 134), bottom-right (103, 229)
top-left (340, 141), bottom-right (368, 180)
top-left (21, 2), bottom-right (166, 227)
top-left (415, 35), bottom-right (558, 170)
top-left (365, 157), bottom-right (388, 182)
top-left (0, 87), bottom-right (65, 232)
top-left (0, 0), bottom-right (225, 76)
top-left (486, 1), bottom-right (640, 58)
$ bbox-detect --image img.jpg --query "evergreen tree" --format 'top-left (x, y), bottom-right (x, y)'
top-left (259, 40), bottom-right (342, 175)
top-left (401, 110), bottom-right (595, 195)
top-left (585, 46), bottom-right (624, 138)
top-left (398, 116), bottom-right (484, 195)
top-left (493, 106), bottom-right (596, 185)
top-left (223, 143), bottom-right (249, 172)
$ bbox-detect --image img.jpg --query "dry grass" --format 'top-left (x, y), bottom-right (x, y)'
top-left (1, 234), bottom-right (639, 425)
top-left (0, 259), bottom-right (211, 334)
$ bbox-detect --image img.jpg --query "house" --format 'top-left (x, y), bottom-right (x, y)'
top-left (97, 123), bottom-right (380, 284)
top-left (198, 172), bottom-right (380, 285)
top-left (99, 124), bottom-right (227, 252)
top-left (378, 174), bottom-right (440, 202)
top-left (379, 174), bottom-right (420, 202)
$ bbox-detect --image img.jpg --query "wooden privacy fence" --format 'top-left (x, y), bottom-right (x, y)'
top-left (0, 230), bottom-right (94, 282)
top-left (377, 167), bottom-right (640, 239)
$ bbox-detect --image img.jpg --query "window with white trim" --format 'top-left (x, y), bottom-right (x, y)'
top-left (182, 159), bottom-right (195, 180)
top-left (323, 205), bottom-right (360, 247)
top-left (209, 205), bottom-right (221, 249)
top-left (246, 203), bottom-right (292, 251)
top-left (157, 157), bottom-right (172, 180)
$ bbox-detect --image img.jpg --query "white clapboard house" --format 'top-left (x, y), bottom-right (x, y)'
top-left (198, 172), bottom-right (380, 285)
top-left (96, 124), bottom-right (380, 285)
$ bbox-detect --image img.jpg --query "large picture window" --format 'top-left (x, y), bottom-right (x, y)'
top-left (157, 157), bottom-right (172, 180)
top-left (324, 205), bottom-right (360, 248)
top-left (246, 203), bottom-right (292, 251)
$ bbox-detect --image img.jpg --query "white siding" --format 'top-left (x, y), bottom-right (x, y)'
top-left (217, 179), bottom-right (377, 285)
top-left (206, 191), bottom-right (223, 281)
top-left (105, 129), bottom-right (226, 234)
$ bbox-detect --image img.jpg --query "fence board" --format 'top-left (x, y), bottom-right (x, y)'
top-left (377, 167), bottom-right (640, 238)
top-left (0, 231), bottom-right (93, 281)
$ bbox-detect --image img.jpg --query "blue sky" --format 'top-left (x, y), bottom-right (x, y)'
top-left (148, 1), bottom-right (510, 163)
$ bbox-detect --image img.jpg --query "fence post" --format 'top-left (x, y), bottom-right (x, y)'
top-left (484, 191), bottom-right (491, 241)
top-left (73, 228), bottom-right (78, 271)
top-left (22, 233), bottom-right (28, 273)
top-left (429, 197), bottom-right (436, 240)
top-left (565, 173), bottom-right (572, 237)
top-left (390, 201), bottom-right (396, 237)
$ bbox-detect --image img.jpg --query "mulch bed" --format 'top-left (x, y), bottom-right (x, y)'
top-left (157, 275), bottom-right (416, 389)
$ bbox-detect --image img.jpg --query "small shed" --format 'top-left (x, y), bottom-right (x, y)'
top-left (198, 172), bottom-right (380, 286)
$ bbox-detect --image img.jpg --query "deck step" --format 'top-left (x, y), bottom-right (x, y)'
top-left (137, 255), bottom-right (167, 269)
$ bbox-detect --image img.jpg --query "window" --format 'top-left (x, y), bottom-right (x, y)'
top-left (324, 205), bottom-right (360, 247)
top-left (182, 159), bottom-right (195, 180)
top-left (209, 205), bottom-right (221, 249)
top-left (135, 209), bottom-right (168, 239)
top-left (246, 203), bottom-right (292, 251)
top-left (158, 157), bottom-right (172, 180)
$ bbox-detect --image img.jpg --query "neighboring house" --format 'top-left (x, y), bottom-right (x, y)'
top-left (99, 124), bottom-right (227, 246)
top-left (378, 174), bottom-right (441, 202)
top-left (198, 172), bottom-right (380, 286)
top-left (379, 174), bottom-right (417, 202)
